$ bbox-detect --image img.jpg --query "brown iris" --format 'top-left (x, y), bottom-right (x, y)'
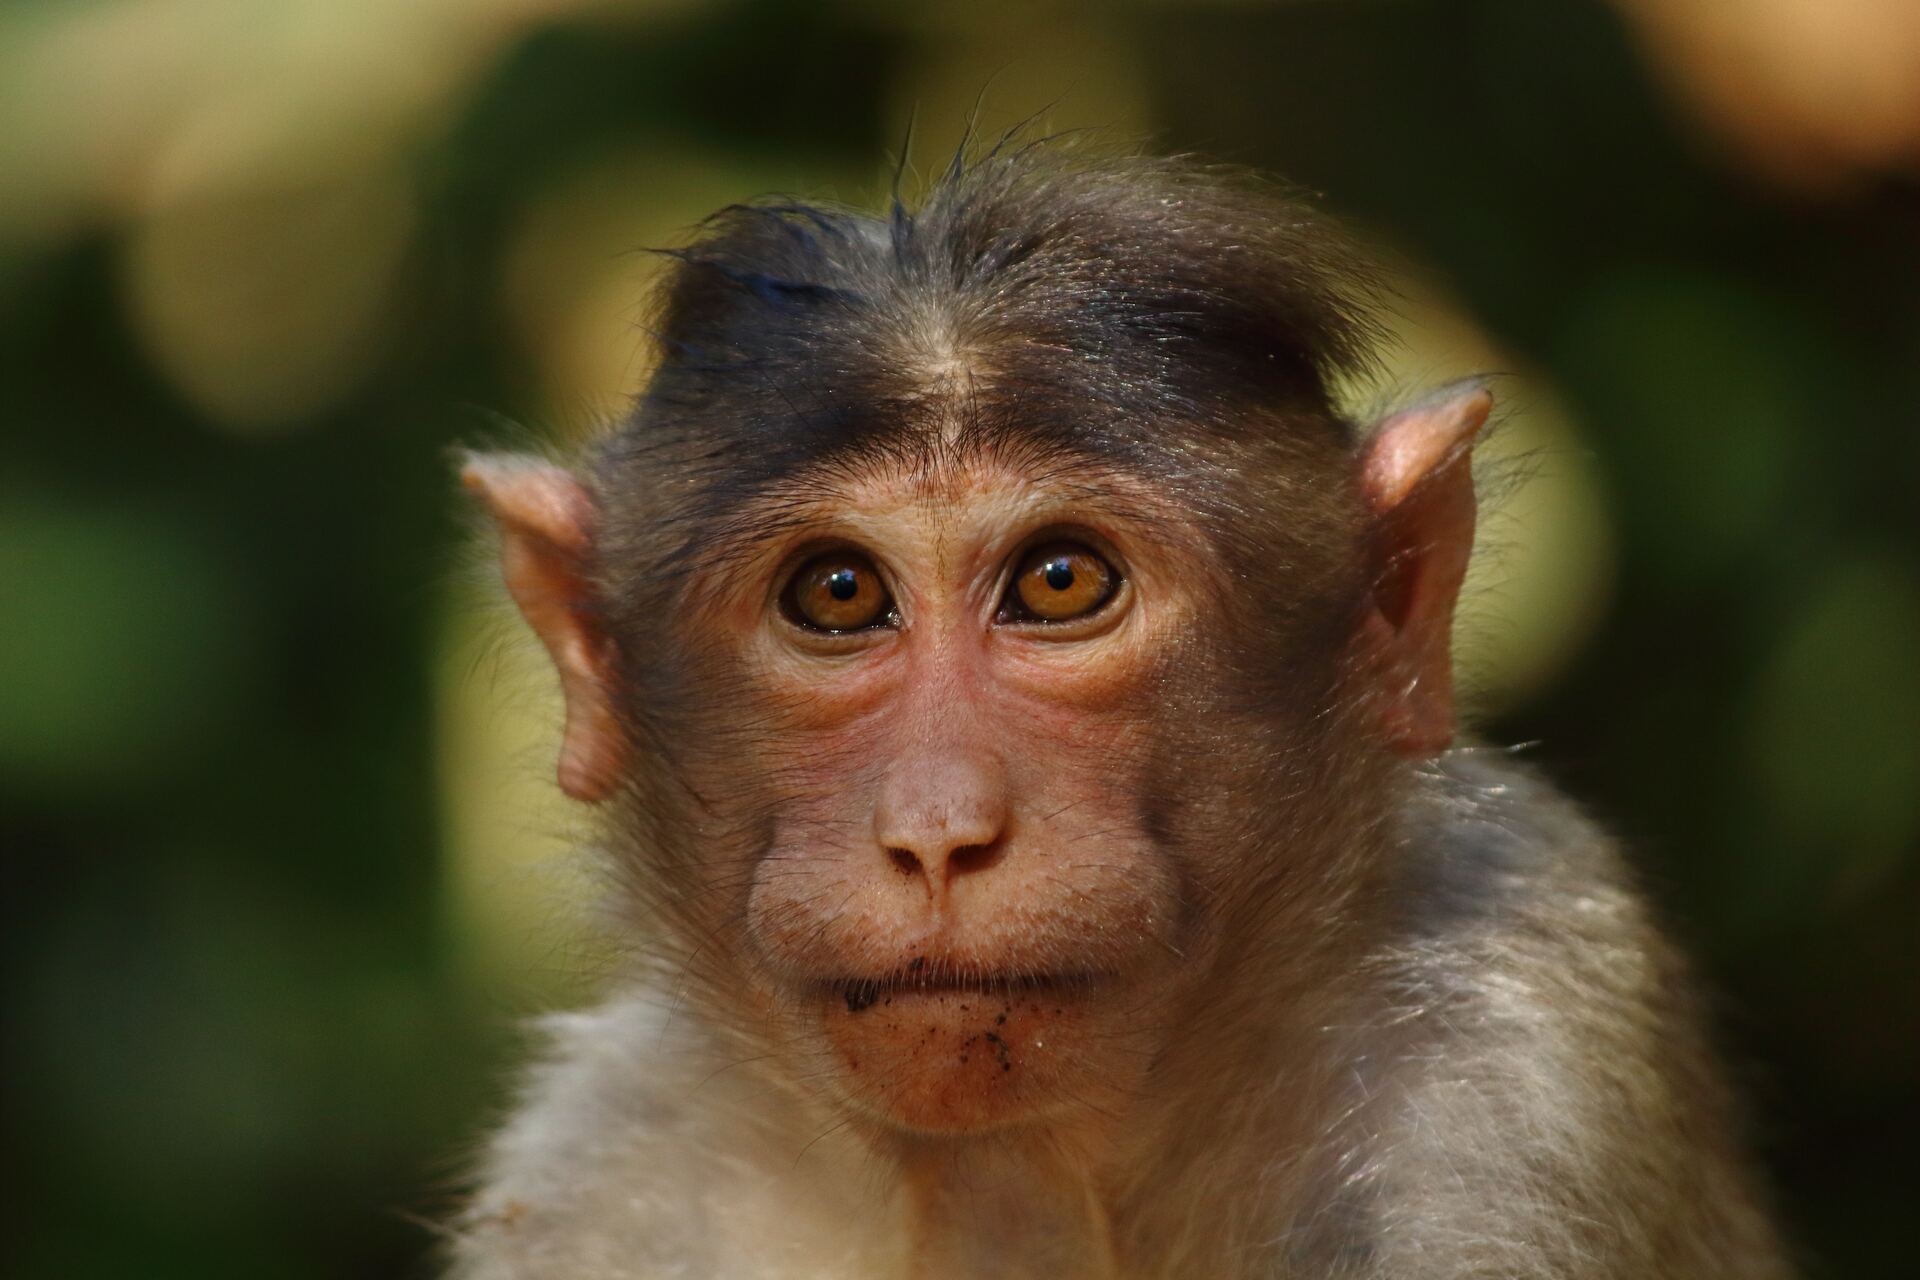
top-left (788, 552), bottom-right (891, 631)
top-left (1011, 542), bottom-right (1116, 622)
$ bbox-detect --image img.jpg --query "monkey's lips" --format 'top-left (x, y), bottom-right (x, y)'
top-left (803, 965), bottom-right (1126, 1134)
top-left (823, 966), bottom-right (1106, 1015)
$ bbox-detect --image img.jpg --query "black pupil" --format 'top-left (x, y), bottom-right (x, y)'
top-left (1043, 560), bottom-right (1075, 591)
top-left (827, 568), bottom-right (859, 601)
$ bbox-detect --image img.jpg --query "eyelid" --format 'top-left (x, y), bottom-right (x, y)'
top-left (779, 545), bottom-right (899, 634)
top-left (997, 533), bottom-right (1126, 627)
top-left (1004, 525), bottom-right (1130, 577)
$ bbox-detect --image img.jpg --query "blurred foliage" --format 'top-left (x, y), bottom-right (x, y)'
top-left (2, 2), bottom-right (1915, 1277)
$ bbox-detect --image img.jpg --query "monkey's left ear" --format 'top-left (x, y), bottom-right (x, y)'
top-left (1355, 381), bottom-right (1492, 756)
top-left (460, 454), bottom-right (627, 802)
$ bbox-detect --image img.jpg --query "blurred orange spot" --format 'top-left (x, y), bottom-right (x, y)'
top-left (1615, 0), bottom-right (1920, 187)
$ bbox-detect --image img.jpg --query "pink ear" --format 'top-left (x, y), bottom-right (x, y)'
top-left (461, 454), bottom-right (626, 802)
top-left (1355, 383), bottom-right (1492, 756)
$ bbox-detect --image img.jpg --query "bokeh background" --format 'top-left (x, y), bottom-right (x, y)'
top-left (4, 1), bottom-right (1917, 1276)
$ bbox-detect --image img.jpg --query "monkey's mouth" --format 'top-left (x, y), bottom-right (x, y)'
top-left (824, 966), bottom-right (1104, 1015)
top-left (808, 962), bottom-right (1127, 1131)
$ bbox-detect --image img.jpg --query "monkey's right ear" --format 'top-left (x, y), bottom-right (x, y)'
top-left (460, 454), bottom-right (626, 802)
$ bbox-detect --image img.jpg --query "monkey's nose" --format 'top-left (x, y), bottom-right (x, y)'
top-left (872, 749), bottom-right (1009, 894)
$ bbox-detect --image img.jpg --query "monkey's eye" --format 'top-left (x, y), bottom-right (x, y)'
top-left (785, 552), bottom-right (893, 632)
top-left (1005, 541), bottom-right (1118, 623)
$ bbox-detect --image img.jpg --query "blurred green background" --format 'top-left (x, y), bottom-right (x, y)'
top-left (3, 1), bottom-right (1916, 1276)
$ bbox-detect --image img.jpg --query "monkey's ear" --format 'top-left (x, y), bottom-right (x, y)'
top-left (460, 453), bottom-right (626, 802)
top-left (1355, 381), bottom-right (1492, 756)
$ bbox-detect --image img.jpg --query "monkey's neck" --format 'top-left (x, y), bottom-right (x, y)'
top-left (895, 1134), bottom-right (1122, 1280)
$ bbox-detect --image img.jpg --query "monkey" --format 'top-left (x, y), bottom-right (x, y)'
top-left (447, 145), bottom-right (1793, 1279)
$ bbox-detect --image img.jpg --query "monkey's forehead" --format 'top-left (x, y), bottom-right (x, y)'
top-left (678, 445), bottom-right (1211, 559)
top-left (603, 363), bottom-right (1349, 522)
top-left (629, 334), bottom-right (1354, 478)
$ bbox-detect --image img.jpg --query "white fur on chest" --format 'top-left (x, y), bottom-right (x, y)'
top-left (453, 993), bottom-right (910, 1279)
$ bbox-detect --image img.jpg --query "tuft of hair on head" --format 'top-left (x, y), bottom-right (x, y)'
top-left (621, 137), bottom-right (1387, 489)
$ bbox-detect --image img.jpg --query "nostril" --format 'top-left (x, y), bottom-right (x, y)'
top-left (946, 842), bottom-right (1002, 878)
top-left (885, 843), bottom-right (1003, 883)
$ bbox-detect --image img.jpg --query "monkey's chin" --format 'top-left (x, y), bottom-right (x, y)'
top-left (810, 977), bottom-right (1128, 1135)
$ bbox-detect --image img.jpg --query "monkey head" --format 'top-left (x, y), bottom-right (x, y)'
top-left (462, 154), bottom-right (1488, 1143)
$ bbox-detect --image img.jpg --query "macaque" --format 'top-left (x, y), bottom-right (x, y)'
top-left (449, 147), bottom-right (1791, 1278)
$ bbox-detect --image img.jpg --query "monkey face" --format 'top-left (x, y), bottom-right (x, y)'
top-left (654, 453), bottom-right (1232, 1135)
top-left (472, 418), bottom-right (1386, 1139)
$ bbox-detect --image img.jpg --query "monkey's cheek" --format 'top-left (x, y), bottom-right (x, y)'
top-left (815, 989), bottom-right (1123, 1134)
